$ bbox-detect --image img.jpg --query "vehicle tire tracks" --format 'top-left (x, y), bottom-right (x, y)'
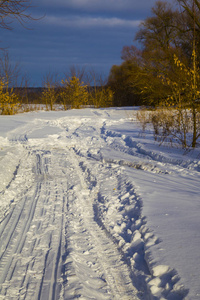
top-left (62, 147), bottom-right (140, 300)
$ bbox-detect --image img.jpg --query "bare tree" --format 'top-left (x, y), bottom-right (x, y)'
top-left (0, 50), bottom-right (20, 88)
top-left (87, 69), bottom-right (113, 108)
top-left (0, 0), bottom-right (36, 30)
top-left (41, 72), bottom-right (58, 111)
top-left (64, 65), bottom-right (87, 83)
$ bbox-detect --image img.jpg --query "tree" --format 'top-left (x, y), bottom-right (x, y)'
top-left (108, 42), bottom-right (171, 107)
top-left (108, 61), bottom-right (144, 106)
top-left (85, 69), bottom-right (114, 107)
top-left (0, 50), bottom-right (20, 88)
top-left (134, 0), bottom-right (200, 148)
top-left (135, 1), bottom-right (186, 77)
top-left (89, 85), bottom-right (113, 108)
top-left (0, 0), bottom-right (37, 114)
top-left (0, 78), bottom-right (19, 114)
top-left (0, 0), bottom-right (35, 30)
top-left (60, 76), bottom-right (88, 109)
top-left (177, 0), bottom-right (200, 147)
top-left (112, 0), bottom-right (200, 148)
top-left (119, 1), bottom-right (197, 108)
top-left (108, 1), bottom-right (185, 107)
top-left (65, 65), bottom-right (87, 83)
top-left (136, 1), bottom-right (179, 51)
top-left (41, 72), bottom-right (58, 111)
top-left (146, 53), bottom-right (200, 148)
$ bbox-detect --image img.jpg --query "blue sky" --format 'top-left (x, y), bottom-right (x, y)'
top-left (1, 0), bottom-right (173, 86)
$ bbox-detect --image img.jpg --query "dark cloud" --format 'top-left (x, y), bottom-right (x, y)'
top-left (37, 0), bottom-right (161, 14)
top-left (1, 0), bottom-right (175, 86)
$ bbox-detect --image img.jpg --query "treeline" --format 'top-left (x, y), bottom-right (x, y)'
top-left (0, 59), bottom-right (114, 114)
top-left (108, 0), bottom-right (200, 148)
top-left (109, 0), bottom-right (200, 107)
top-left (40, 71), bottom-right (113, 110)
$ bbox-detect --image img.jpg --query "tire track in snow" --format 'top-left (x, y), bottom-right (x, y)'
top-left (0, 152), bottom-right (42, 292)
top-left (62, 147), bottom-right (140, 300)
top-left (0, 182), bottom-right (41, 287)
top-left (0, 149), bottom-right (65, 299)
top-left (101, 125), bottom-right (200, 175)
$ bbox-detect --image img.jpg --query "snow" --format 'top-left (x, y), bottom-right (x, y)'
top-left (0, 107), bottom-right (199, 299)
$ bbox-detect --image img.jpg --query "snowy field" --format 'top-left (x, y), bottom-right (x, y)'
top-left (0, 107), bottom-right (199, 300)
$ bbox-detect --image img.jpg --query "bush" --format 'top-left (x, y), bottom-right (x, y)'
top-left (89, 86), bottom-right (113, 108)
top-left (60, 76), bottom-right (88, 109)
top-left (0, 80), bottom-right (20, 115)
top-left (137, 107), bottom-right (200, 148)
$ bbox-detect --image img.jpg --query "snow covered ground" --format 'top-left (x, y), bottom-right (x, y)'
top-left (0, 107), bottom-right (199, 300)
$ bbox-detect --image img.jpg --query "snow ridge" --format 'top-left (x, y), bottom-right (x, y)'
top-left (102, 127), bottom-right (200, 173)
top-left (75, 152), bottom-right (188, 299)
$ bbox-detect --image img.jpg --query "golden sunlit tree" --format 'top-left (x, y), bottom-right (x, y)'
top-left (0, 0), bottom-right (38, 114)
top-left (0, 79), bottom-right (19, 114)
top-left (119, 0), bottom-right (200, 148)
top-left (87, 70), bottom-right (114, 107)
top-left (60, 76), bottom-right (88, 109)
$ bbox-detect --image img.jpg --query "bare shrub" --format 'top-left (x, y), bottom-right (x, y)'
top-left (137, 106), bottom-right (200, 148)
top-left (136, 108), bottom-right (152, 131)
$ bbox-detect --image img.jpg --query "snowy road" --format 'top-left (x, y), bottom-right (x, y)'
top-left (0, 108), bottom-right (200, 299)
top-left (0, 147), bottom-right (138, 299)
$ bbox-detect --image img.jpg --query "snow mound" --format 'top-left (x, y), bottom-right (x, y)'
top-left (0, 141), bottom-right (28, 221)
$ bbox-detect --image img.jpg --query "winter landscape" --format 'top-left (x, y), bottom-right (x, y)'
top-left (0, 107), bottom-right (199, 300)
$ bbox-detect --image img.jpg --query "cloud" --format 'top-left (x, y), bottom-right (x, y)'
top-left (38, 0), bottom-right (159, 14)
top-left (44, 15), bottom-right (141, 29)
top-left (7, 0), bottom-right (162, 86)
top-left (59, 0), bottom-right (135, 11)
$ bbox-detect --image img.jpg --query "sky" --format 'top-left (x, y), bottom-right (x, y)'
top-left (1, 0), bottom-right (174, 87)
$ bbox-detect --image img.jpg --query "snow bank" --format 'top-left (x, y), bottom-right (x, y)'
top-left (0, 140), bottom-right (28, 220)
